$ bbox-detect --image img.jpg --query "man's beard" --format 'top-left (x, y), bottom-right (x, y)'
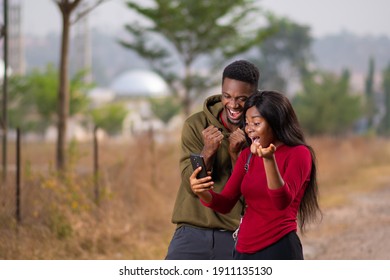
top-left (227, 114), bottom-right (241, 125)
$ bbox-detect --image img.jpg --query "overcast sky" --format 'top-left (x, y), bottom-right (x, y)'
top-left (23, 0), bottom-right (390, 38)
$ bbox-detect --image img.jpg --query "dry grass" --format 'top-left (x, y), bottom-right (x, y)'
top-left (1, 134), bottom-right (389, 259)
top-left (309, 136), bottom-right (390, 208)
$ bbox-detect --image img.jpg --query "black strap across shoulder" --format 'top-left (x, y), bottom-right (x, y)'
top-left (244, 152), bottom-right (252, 173)
top-left (240, 152), bottom-right (252, 216)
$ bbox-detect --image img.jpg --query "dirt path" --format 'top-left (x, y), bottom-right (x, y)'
top-left (301, 184), bottom-right (390, 260)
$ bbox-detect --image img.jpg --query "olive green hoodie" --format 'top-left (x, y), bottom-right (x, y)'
top-left (171, 95), bottom-right (243, 231)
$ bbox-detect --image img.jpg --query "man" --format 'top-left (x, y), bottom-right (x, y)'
top-left (165, 60), bottom-right (260, 260)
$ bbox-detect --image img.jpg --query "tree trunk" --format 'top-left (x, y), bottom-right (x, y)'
top-left (57, 10), bottom-right (71, 172)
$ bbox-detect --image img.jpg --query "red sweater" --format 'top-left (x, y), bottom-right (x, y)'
top-left (202, 145), bottom-right (312, 253)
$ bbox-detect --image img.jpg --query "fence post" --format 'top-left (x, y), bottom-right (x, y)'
top-left (2, 0), bottom-right (9, 185)
top-left (148, 125), bottom-right (157, 189)
top-left (16, 127), bottom-right (21, 223)
top-left (93, 126), bottom-right (99, 205)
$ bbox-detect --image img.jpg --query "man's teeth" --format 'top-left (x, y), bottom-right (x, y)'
top-left (229, 110), bottom-right (240, 118)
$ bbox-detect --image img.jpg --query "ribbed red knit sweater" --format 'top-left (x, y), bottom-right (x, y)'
top-left (202, 145), bottom-right (312, 253)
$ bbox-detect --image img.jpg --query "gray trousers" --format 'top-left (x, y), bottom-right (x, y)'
top-left (165, 225), bottom-right (235, 260)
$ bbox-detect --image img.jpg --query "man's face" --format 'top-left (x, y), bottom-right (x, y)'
top-left (221, 78), bottom-right (255, 125)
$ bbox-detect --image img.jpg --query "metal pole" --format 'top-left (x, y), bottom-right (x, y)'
top-left (93, 126), bottom-right (99, 205)
top-left (2, 0), bottom-right (9, 184)
top-left (16, 127), bottom-right (21, 223)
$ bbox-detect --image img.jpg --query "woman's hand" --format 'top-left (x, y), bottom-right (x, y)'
top-left (190, 167), bottom-right (213, 203)
top-left (257, 143), bottom-right (276, 159)
top-left (251, 141), bottom-right (276, 160)
top-left (251, 142), bottom-right (284, 190)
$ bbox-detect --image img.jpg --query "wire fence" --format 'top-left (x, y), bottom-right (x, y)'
top-left (0, 127), bottom-right (100, 224)
top-left (0, 126), bottom-right (180, 225)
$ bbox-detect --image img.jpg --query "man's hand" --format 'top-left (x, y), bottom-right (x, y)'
top-left (228, 128), bottom-right (246, 156)
top-left (201, 125), bottom-right (224, 160)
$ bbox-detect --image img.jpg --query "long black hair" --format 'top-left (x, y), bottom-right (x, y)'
top-left (242, 90), bottom-right (322, 232)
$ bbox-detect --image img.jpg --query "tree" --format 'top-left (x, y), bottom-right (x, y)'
top-left (53, 0), bottom-right (107, 172)
top-left (149, 96), bottom-right (181, 124)
top-left (378, 62), bottom-right (390, 136)
top-left (364, 57), bottom-right (377, 130)
top-left (293, 69), bottom-right (362, 135)
top-left (90, 103), bottom-right (128, 135)
top-left (9, 65), bottom-right (58, 134)
top-left (120, 0), bottom-right (273, 116)
top-left (7, 64), bottom-right (92, 134)
top-left (248, 17), bottom-right (312, 93)
top-left (7, 74), bottom-right (34, 132)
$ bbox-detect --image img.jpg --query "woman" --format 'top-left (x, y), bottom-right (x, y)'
top-left (190, 90), bottom-right (322, 260)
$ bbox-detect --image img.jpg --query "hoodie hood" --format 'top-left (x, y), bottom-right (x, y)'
top-left (203, 94), bottom-right (225, 131)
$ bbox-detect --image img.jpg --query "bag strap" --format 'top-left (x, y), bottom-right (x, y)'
top-left (244, 152), bottom-right (252, 173)
top-left (240, 152), bottom-right (252, 216)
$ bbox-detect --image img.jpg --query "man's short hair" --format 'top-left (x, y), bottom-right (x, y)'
top-left (222, 60), bottom-right (259, 88)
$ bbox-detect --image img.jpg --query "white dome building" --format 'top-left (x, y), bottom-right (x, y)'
top-left (108, 69), bottom-right (172, 140)
top-left (110, 69), bottom-right (169, 98)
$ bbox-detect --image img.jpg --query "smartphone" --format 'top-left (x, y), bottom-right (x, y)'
top-left (190, 153), bottom-right (208, 179)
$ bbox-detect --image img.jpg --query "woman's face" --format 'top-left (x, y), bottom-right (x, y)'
top-left (244, 106), bottom-right (275, 148)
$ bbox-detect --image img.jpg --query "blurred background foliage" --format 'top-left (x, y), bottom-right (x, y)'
top-left (1, 0), bottom-right (390, 260)
top-left (5, 0), bottom-right (390, 137)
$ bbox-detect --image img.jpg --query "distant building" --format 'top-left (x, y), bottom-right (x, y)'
top-left (88, 87), bottom-right (115, 107)
top-left (110, 69), bottom-right (171, 138)
top-left (88, 69), bottom-right (181, 141)
top-left (0, 0), bottom-right (25, 75)
top-left (41, 69), bottom-right (181, 142)
top-left (110, 69), bottom-right (169, 98)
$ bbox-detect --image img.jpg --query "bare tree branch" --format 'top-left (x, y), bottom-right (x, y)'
top-left (54, 0), bottom-right (83, 14)
top-left (71, 0), bottom-right (111, 25)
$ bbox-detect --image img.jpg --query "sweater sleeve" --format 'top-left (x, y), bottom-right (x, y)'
top-left (201, 149), bottom-right (249, 214)
top-left (268, 146), bottom-right (312, 210)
